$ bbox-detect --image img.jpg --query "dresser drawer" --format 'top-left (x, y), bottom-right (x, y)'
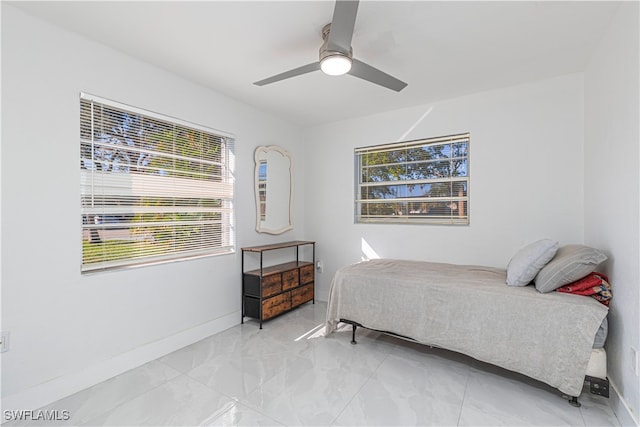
top-left (291, 284), bottom-right (314, 306)
top-left (282, 269), bottom-right (299, 290)
top-left (300, 264), bottom-right (314, 284)
top-left (262, 274), bottom-right (282, 297)
top-left (262, 293), bottom-right (291, 320)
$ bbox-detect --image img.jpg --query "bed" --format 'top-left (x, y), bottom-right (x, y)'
top-left (325, 256), bottom-right (610, 405)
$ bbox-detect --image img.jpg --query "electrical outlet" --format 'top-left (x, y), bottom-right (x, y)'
top-left (316, 260), bottom-right (324, 273)
top-left (632, 347), bottom-right (639, 376)
top-left (0, 331), bottom-right (9, 353)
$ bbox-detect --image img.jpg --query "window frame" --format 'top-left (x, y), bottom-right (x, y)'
top-left (354, 133), bottom-right (470, 225)
top-left (80, 93), bottom-right (235, 273)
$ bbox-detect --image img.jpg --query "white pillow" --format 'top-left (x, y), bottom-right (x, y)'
top-left (506, 239), bottom-right (559, 287)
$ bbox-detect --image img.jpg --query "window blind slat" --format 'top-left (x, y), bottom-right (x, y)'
top-left (81, 139), bottom-right (225, 167)
top-left (80, 92), bottom-right (234, 139)
top-left (81, 206), bottom-right (232, 215)
top-left (355, 133), bottom-right (470, 154)
top-left (80, 171), bottom-right (233, 199)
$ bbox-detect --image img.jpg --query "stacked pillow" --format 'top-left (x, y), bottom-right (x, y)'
top-left (534, 244), bottom-right (608, 293)
top-left (506, 240), bottom-right (607, 292)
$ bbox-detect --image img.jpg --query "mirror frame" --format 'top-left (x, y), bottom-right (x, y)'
top-left (254, 145), bottom-right (294, 234)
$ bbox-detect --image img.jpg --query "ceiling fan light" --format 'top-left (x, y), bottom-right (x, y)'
top-left (320, 54), bottom-right (352, 76)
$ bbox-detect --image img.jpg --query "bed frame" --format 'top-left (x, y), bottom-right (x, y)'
top-left (339, 318), bottom-right (609, 407)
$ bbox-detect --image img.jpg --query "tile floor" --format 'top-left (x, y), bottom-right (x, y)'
top-left (6, 302), bottom-right (621, 426)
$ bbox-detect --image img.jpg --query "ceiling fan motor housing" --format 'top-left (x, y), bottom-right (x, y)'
top-left (319, 23), bottom-right (353, 63)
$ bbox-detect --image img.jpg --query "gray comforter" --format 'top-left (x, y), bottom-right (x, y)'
top-left (325, 259), bottom-right (608, 396)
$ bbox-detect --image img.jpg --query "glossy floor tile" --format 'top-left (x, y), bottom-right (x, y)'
top-left (6, 302), bottom-right (621, 426)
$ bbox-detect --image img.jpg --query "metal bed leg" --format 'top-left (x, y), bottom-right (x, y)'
top-left (350, 323), bottom-right (357, 345)
top-left (568, 396), bottom-right (581, 407)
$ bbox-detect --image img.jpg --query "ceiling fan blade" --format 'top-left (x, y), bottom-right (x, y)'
top-left (348, 58), bottom-right (407, 92)
top-left (327, 0), bottom-right (359, 52)
top-left (254, 62), bottom-right (321, 86)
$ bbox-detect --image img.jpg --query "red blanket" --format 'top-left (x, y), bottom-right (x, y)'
top-left (555, 272), bottom-right (612, 306)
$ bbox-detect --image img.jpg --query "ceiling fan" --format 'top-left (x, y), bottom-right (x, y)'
top-left (253, 0), bottom-right (407, 92)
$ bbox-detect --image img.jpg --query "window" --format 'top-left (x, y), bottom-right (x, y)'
top-left (355, 133), bottom-right (469, 225)
top-left (80, 93), bottom-right (235, 273)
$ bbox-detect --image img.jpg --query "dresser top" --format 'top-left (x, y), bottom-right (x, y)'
top-left (241, 240), bottom-right (315, 253)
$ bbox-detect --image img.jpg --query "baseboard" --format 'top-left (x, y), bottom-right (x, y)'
top-left (1, 311), bottom-right (239, 417)
top-left (610, 378), bottom-right (639, 426)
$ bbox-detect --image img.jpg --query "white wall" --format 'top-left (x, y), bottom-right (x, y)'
top-left (1, 5), bottom-right (305, 411)
top-left (584, 2), bottom-right (640, 425)
top-left (304, 74), bottom-right (586, 302)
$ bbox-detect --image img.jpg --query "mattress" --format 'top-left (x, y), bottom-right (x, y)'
top-left (594, 317), bottom-right (608, 348)
top-left (586, 348), bottom-right (607, 379)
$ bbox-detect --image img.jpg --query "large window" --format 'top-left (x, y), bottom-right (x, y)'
top-left (80, 93), bottom-right (235, 273)
top-left (355, 133), bottom-right (469, 225)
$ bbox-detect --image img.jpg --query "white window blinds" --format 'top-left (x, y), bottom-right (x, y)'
top-left (355, 133), bottom-right (469, 225)
top-left (80, 93), bottom-right (235, 273)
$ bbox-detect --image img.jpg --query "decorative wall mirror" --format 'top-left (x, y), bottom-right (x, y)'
top-left (254, 145), bottom-right (294, 234)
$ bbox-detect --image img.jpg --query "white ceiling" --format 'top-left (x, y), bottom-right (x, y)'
top-left (11, 1), bottom-right (620, 126)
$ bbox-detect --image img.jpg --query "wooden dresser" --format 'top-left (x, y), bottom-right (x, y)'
top-left (241, 241), bottom-right (315, 328)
